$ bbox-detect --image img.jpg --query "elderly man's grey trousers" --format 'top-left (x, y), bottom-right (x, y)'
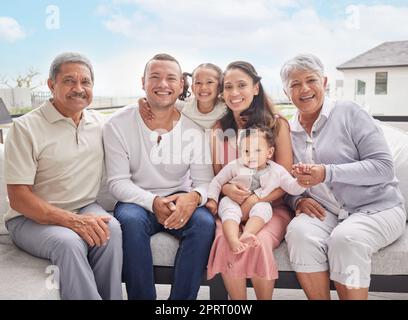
top-left (6, 202), bottom-right (123, 300)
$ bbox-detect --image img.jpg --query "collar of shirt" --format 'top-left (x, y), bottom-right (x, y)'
top-left (41, 99), bottom-right (92, 125)
top-left (289, 98), bottom-right (336, 133)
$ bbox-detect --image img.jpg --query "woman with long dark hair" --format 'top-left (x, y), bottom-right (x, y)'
top-left (206, 61), bottom-right (294, 300)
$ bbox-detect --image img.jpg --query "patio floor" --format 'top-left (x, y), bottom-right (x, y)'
top-left (153, 284), bottom-right (408, 300)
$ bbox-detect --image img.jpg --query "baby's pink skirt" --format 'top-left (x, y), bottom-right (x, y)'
top-left (207, 205), bottom-right (292, 280)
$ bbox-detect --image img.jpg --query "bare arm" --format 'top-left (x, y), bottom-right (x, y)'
top-left (8, 185), bottom-right (111, 246)
top-left (210, 123), bottom-right (223, 175)
top-left (138, 97), bottom-right (154, 121)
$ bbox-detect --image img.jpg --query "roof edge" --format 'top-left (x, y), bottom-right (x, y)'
top-left (337, 64), bottom-right (408, 70)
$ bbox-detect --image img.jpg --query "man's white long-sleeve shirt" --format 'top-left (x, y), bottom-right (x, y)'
top-left (102, 104), bottom-right (214, 212)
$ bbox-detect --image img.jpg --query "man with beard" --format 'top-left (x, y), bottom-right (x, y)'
top-left (103, 53), bottom-right (215, 300)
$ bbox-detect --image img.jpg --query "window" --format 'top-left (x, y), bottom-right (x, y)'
top-left (375, 72), bottom-right (388, 95)
top-left (355, 79), bottom-right (366, 95)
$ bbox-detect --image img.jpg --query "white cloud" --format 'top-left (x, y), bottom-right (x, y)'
top-left (93, 47), bottom-right (214, 97)
top-left (103, 14), bottom-right (133, 36)
top-left (0, 17), bottom-right (26, 42)
top-left (96, 1), bottom-right (408, 97)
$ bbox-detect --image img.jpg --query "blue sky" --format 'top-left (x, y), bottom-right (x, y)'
top-left (1, 0), bottom-right (408, 97)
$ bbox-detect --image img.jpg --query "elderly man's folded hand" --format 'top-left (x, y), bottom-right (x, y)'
top-left (70, 213), bottom-right (112, 247)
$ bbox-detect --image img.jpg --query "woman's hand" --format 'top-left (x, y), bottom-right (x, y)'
top-left (295, 197), bottom-right (326, 220)
top-left (292, 163), bottom-right (326, 187)
top-left (221, 183), bottom-right (251, 205)
top-left (205, 199), bottom-right (218, 215)
top-left (240, 194), bottom-right (259, 221)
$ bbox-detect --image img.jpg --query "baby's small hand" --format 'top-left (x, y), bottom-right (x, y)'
top-left (293, 162), bottom-right (312, 174)
top-left (292, 162), bottom-right (304, 174)
top-left (205, 199), bottom-right (218, 215)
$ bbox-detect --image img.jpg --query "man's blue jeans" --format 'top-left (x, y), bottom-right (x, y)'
top-left (114, 202), bottom-right (215, 300)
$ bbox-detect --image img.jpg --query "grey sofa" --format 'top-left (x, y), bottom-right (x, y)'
top-left (1, 122), bottom-right (408, 300)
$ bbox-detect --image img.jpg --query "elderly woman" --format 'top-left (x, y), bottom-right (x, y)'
top-left (281, 54), bottom-right (407, 300)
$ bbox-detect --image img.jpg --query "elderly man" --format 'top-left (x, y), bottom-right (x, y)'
top-left (4, 52), bottom-right (123, 300)
top-left (103, 53), bottom-right (215, 300)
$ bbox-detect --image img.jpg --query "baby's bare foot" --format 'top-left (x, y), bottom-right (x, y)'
top-left (240, 232), bottom-right (260, 248)
top-left (228, 239), bottom-right (248, 254)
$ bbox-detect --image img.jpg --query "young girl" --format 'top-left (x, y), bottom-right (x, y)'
top-left (139, 63), bottom-right (227, 129)
top-left (206, 125), bottom-right (304, 254)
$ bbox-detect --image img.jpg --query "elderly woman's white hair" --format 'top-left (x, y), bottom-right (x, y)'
top-left (280, 54), bottom-right (325, 90)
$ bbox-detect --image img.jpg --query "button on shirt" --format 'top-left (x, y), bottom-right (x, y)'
top-left (292, 99), bottom-right (349, 220)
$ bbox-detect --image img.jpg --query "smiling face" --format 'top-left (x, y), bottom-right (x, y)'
top-left (191, 67), bottom-right (220, 104)
top-left (285, 69), bottom-right (327, 116)
top-left (223, 68), bottom-right (259, 116)
top-left (240, 131), bottom-right (274, 170)
top-left (47, 62), bottom-right (93, 118)
top-left (142, 59), bottom-right (184, 110)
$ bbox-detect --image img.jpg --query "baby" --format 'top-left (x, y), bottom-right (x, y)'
top-left (206, 125), bottom-right (305, 254)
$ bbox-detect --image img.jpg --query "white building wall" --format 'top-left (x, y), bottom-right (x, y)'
top-left (0, 88), bottom-right (32, 110)
top-left (340, 67), bottom-right (408, 116)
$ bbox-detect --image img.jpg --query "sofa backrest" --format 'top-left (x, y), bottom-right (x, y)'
top-left (379, 122), bottom-right (408, 213)
top-left (0, 144), bottom-right (10, 234)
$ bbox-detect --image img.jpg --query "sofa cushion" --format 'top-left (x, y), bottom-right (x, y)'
top-left (150, 226), bottom-right (408, 275)
top-left (0, 143), bottom-right (10, 235)
top-left (150, 231), bottom-right (290, 269)
top-left (371, 224), bottom-right (408, 274)
top-left (151, 232), bottom-right (180, 267)
top-left (379, 123), bottom-right (408, 213)
top-left (0, 235), bottom-right (60, 300)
